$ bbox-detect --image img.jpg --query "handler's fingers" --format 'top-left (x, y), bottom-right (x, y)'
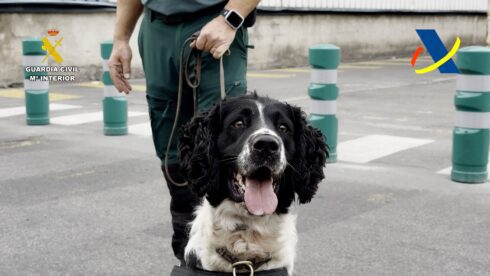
top-left (120, 75), bottom-right (132, 93)
top-left (212, 44), bottom-right (230, 59)
top-left (195, 34), bottom-right (206, 50)
top-left (201, 35), bottom-right (215, 53)
top-left (109, 64), bottom-right (131, 94)
top-left (197, 32), bottom-right (219, 53)
top-left (121, 57), bottom-right (131, 80)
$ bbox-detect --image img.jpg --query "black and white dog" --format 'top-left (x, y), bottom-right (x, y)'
top-left (178, 93), bottom-right (327, 274)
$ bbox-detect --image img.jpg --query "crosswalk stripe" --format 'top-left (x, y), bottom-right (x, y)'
top-left (128, 122), bottom-right (152, 136)
top-left (338, 134), bottom-right (434, 164)
top-left (51, 111), bottom-right (146, 126)
top-left (0, 103), bottom-right (80, 118)
top-left (437, 166), bottom-right (452, 175)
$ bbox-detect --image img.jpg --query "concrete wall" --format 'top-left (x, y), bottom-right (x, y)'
top-left (249, 13), bottom-right (487, 69)
top-left (0, 11), bottom-right (143, 87)
top-left (259, 0), bottom-right (488, 12)
top-left (0, 11), bottom-right (487, 87)
top-left (487, 0), bottom-right (490, 45)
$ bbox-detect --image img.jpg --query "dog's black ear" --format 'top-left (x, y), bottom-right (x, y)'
top-left (290, 105), bottom-right (328, 204)
top-left (178, 105), bottom-right (220, 197)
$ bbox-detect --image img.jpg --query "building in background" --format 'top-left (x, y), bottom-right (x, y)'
top-left (0, 0), bottom-right (488, 86)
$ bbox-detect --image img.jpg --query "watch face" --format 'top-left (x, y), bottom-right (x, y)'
top-left (227, 11), bottom-right (243, 28)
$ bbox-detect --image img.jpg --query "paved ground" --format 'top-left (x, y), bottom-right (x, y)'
top-left (1, 56), bottom-right (490, 275)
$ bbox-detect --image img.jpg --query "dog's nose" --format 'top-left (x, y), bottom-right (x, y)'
top-left (251, 135), bottom-right (280, 155)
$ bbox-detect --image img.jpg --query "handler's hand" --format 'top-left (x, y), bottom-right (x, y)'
top-left (108, 39), bottom-right (133, 94)
top-left (191, 16), bottom-right (237, 59)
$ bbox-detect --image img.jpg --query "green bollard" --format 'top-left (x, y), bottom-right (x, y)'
top-left (308, 44), bottom-right (340, 163)
top-left (100, 40), bottom-right (128, 136)
top-left (22, 38), bottom-right (49, 125)
top-left (451, 46), bottom-right (490, 183)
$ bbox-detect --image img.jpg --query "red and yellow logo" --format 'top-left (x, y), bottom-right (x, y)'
top-left (42, 29), bottom-right (63, 64)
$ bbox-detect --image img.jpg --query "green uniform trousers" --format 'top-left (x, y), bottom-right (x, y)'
top-left (138, 8), bottom-right (249, 165)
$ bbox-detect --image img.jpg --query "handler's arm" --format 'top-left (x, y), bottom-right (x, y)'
top-left (108, 0), bottom-right (143, 94)
top-left (193, 0), bottom-right (261, 59)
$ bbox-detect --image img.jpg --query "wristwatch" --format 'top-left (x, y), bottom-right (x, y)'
top-left (221, 9), bottom-right (244, 30)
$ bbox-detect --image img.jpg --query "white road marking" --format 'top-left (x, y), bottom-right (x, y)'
top-left (51, 111), bottom-right (146, 126)
top-left (0, 103), bottom-right (80, 118)
top-left (329, 162), bottom-right (388, 171)
top-left (437, 166), bottom-right (452, 175)
top-left (337, 134), bottom-right (434, 164)
top-left (128, 122), bottom-right (152, 136)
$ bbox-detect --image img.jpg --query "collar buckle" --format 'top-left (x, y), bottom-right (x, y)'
top-left (232, 261), bottom-right (254, 276)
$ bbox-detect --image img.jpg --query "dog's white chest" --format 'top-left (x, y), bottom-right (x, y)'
top-left (185, 199), bottom-right (297, 274)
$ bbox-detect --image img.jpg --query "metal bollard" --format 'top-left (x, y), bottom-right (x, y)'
top-left (308, 44), bottom-right (340, 163)
top-left (22, 38), bottom-right (49, 125)
top-left (451, 46), bottom-right (490, 183)
top-left (100, 40), bottom-right (128, 136)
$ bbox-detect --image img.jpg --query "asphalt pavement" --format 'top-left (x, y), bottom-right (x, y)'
top-left (1, 56), bottom-right (490, 275)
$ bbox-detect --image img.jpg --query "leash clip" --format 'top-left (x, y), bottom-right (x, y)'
top-left (232, 261), bottom-right (254, 276)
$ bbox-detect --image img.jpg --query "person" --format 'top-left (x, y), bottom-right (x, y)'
top-left (108, 0), bottom-right (260, 264)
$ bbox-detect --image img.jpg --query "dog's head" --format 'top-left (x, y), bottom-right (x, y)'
top-left (178, 94), bottom-right (327, 215)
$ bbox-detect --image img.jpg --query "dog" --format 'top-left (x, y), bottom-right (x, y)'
top-left (178, 93), bottom-right (327, 274)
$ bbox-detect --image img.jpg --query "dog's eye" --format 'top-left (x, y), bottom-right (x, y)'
top-left (232, 120), bottom-right (245, 128)
top-left (278, 124), bottom-right (289, 133)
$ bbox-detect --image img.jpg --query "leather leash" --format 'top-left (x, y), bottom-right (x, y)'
top-left (164, 32), bottom-right (228, 187)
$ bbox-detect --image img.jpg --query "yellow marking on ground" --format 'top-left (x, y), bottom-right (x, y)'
top-left (368, 192), bottom-right (396, 204)
top-left (0, 89), bottom-right (80, 101)
top-left (0, 138), bottom-right (41, 149)
top-left (77, 82), bottom-right (146, 92)
top-left (390, 57), bottom-right (432, 63)
top-left (351, 61), bottom-right (407, 66)
top-left (339, 64), bottom-right (381, 69)
top-left (50, 93), bottom-right (81, 100)
top-left (0, 89), bottom-right (26, 99)
top-left (78, 82), bottom-right (103, 88)
top-left (131, 84), bottom-right (146, 92)
top-left (56, 170), bottom-right (96, 180)
top-left (272, 65), bottom-right (380, 71)
top-left (247, 72), bottom-right (296, 78)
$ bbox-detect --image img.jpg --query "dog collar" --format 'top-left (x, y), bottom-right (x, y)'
top-left (216, 247), bottom-right (272, 271)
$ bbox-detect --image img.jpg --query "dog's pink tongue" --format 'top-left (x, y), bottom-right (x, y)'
top-left (244, 177), bottom-right (278, 216)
